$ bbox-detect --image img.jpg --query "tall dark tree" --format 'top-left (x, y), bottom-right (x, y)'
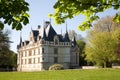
top-left (0, 29), bottom-right (10, 68)
top-left (0, 29), bottom-right (17, 71)
top-left (77, 40), bottom-right (87, 66)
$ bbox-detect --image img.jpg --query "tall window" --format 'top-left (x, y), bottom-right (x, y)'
top-left (34, 58), bottom-right (35, 64)
top-left (55, 39), bottom-right (58, 45)
top-left (28, 59), bottom-right (31, 64)
top-left (34, 49), bottom-right (36, 55)
top-left (54, 48), bottom-right (58, 54)
top-left (42, 48), bottom-right (44, 54)
top-left (21, 59), bottom-right (23, 64)
top-left (38, 57), bottom-right (40, 63)
top-left (25, 51), bottom-right (27, 57)
top-left (38, 48), bottom-right (40, 54)
top-left (25, 59), bottom-right (27, 64)
top-left (21, 52), bottom-right (23, 57)
top-left (42, 58), bottom-right (44, 61)
top-left (54, 57), bottom-right (58, 63)
top-left (29, 50), bottom-right (32, 56)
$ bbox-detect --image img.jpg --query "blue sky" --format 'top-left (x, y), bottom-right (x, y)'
top-left (6, 0), bottom-right (119, 53)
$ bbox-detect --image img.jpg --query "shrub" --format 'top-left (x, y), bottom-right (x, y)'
top-left (49, 64), bottom-right (64, 70)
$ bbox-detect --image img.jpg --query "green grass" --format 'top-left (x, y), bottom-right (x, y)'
top-left (0, 68), bottom-right (120, 80)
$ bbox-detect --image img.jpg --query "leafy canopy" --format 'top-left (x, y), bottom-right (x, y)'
top-left (85, 31), bottom-right (119, 67)
top-left (85, 16), bottom-right (120, 67)
top-left (51, 0), bottom-right (120, 31)
top-left (0, 0), bottom-right (29, 30)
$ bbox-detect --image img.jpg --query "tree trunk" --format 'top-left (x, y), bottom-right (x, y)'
top-left (103, 61), bottom-right (107, 68)
top-left (103, 61), bottom-right (112, 68)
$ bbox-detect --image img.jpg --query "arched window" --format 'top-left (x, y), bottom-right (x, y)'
top-left (42, 48), bottom-right (44, 54)
top-left (54, 48), bottom-right (58, 54)
top-left (54, 57), bottom-right (58, 63)
top-left (54, 36), bottom-right (59, 45)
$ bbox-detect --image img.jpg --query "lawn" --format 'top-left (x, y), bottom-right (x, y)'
top-left (0, 68), bottom-right (120, 80)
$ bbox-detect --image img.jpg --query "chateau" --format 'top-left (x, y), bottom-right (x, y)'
top-left (17, 21), bottom-right (79, 71)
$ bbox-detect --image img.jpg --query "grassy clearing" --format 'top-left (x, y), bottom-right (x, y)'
top-left (0, 68), bottom-right (120, 80)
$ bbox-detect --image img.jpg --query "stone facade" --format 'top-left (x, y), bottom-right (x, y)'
top-left (17, 21), bottom-right (79, 71)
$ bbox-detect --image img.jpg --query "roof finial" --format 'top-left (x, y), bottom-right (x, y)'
top-left (20, 31), bottom-right (22, 43)
top-left (66, 21), bottom-right (68, 33)
top-left (49, 18), bottom-right (51, 24)
top-left (61, 28), bottom-right (62, 35)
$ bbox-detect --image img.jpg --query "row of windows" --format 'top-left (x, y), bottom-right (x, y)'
top-left (21, 58), bottom-right (43, 64)
top-left (21, 48), bottom-right (44, 57)
top-left (21, 57), bottom-right (58, 64)
top-left (20, 48), bottom-right (58, 57)
top-left (41, 41), bottom-right (70, 46)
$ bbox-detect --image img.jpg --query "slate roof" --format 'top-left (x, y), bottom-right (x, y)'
top-left (57, 34), bottom-right (64, 42)
top-left (63, 32), bottom-right (70, 42)
top-left (32, 30), bottom-right (39, 42)
top-left (42, 27), bottom-right (47, 40)
top-left (18, 21), bottom-right (76, 48)
top-left (45, 24), bottom-right (57, 41)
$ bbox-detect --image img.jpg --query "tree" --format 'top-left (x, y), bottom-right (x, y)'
top-left (0, 0), bottom-right (29, 30)
top-left (9, 50), bottom-right (17, 69)
top-left (51, 0), bottom-right (120, 30)
top-left (68, 30), bottom-right (77, 40)
top-left (77, 39), bottom-right (87, 66)
top-left (0, 29), bottom-right (17, 71)
top-left (85, 16), bottom-right (120, 68)
top-left (68, 30), bottom-right (83, 40)
top-left (0, 29), bottom-right (10, 68)
top-left (93, 16), bottom-right (120, 32)
top-left (85, 32), bottom-right (120, 67)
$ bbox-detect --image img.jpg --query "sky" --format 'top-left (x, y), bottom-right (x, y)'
top-left (5, 0), bottom-right (119, 53)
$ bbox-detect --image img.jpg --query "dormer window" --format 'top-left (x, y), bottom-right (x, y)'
top-left (55, 39), bottom-right (58, 45)
top-left (54, 35), bottom-right (59, 45)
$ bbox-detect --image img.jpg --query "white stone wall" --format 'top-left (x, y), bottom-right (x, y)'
top-left (17, 41), bottom-right (74, 71)
top-left (39, 45), bottom-right (71, 70)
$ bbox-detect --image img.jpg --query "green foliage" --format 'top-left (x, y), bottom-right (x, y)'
top-left (77, 40), bottom-right (87, 66)
top-left (52, 0), bottom-right (120, 30)
top-left (0, 29), bottom-right (17, 70)
top-left (85, 32), bottom-right (119, 67)
top-left (49, 64), bottom-right (64, 70)
top-left (9, 51), bottom-right (17, 68)
top-left (113, 13), bottom-right (120, 22)
top-left (85, 16), bottom-right (120, 67)
top-left (0, 0), bottom-right (29, 30)
top-left (0, 69), bottom-right (120, 80)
